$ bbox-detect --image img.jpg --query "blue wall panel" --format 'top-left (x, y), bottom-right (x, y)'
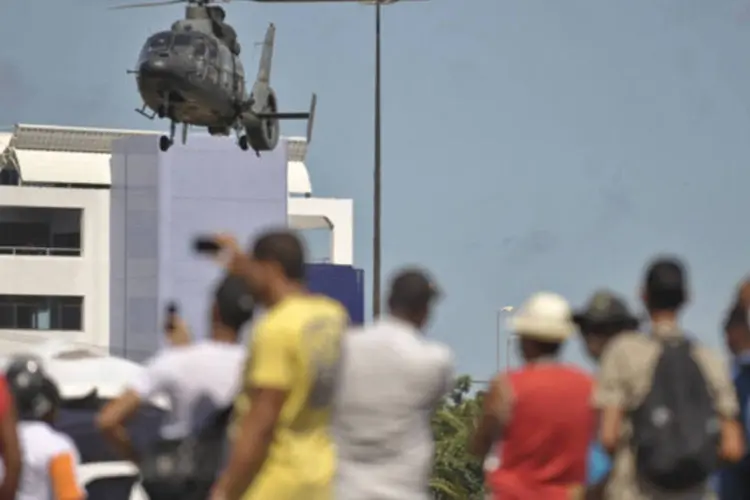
top-left (110, 136), bottom-right (288, 361)
top-left (307, 264), bottom-right (365, 325)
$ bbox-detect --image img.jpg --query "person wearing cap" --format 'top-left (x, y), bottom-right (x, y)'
top-left (470, 291), bottom-right (594, 500)
top-left (573, 290), bottom-right (640, 362)
top-left (332, 267), bottom-right (454, 500)
top-left (97, 273), bottom-right (253, 464)
top-left (572, 290), bottom-right (640, 499)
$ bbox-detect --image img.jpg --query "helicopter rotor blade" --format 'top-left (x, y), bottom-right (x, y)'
top-left (249, 0), bottom-right (424, 3)
top-left (110, 0), bottom-right (185, 10)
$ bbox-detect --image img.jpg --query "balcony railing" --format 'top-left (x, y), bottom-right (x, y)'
top-left (0, 246), bottom-right (81, 257)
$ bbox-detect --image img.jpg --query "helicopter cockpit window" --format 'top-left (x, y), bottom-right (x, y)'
top-left (207, 39), bottom-right (218, 60)
top-left (139, 32), bottom-right (172, 64)
top-left (193, 40), bottom-right (207, 59)
top-left (173, 34), bottom-right (193, 48)
top-left (146, 33), bottom-right (172, 51)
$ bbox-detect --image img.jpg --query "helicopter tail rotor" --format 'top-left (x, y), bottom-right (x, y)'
top-left (305, 93), bottom-right (317, 145)
top-left (256, 23), bottom-right (275, 84)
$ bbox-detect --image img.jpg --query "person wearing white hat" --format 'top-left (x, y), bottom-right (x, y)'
top-left (470, 292), bottom-right (594, 500)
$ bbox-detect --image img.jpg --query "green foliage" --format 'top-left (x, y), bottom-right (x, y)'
top-left (430, 375), bottom-right (486, 500)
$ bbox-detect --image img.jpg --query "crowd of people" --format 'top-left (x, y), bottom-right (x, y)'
top-left (0, 229), bottom-right (745, 500)
top-left (473, 257), bottom-right (750, 500)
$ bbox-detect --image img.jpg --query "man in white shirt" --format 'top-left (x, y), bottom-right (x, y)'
top-left (334, 268), bottom-right (455, 500)
top-left (96, 273), bottom-right (253, 459)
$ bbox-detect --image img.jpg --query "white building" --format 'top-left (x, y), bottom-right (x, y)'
top-left (0, 124), bottom-right (353, 354)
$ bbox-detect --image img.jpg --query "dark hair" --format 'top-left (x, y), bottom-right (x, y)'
top-left (724, 302), bottom-right (748, 332)
top-left (214, 274), bottom-right (254, 331)
top-left (252, 230), bottom-right (306, 282)
top-left (644, 257), bottom-right (686, 311)
top-left (533, 339), bottom-right (563, 357)
top-left (387, 269), bottom-right (440, 315)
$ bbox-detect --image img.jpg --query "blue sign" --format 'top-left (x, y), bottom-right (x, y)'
top-left (307, 264), bottom-right (365, 325)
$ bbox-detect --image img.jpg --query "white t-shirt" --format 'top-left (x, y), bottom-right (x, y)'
top-left (12, 421), bottom-right (86, 500)
top-left (333, 317), bottom-right (455, 500)
top-left (130, 340), bottom-right (245, 439)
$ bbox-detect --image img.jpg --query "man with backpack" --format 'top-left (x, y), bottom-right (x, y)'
top-left (594, 257), bottom-right (744, 499)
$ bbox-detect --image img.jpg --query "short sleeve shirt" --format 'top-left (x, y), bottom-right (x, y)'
top-left (234, 294), bottom-right (348, 500)
top-left (15, 421), bottom-right (86, 500)
top-left (129, 342), bottom-right (246, 439)
top-left (593, 328), bottom-right (738, 500)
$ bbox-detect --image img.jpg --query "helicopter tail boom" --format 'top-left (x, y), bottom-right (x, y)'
top-left (257, 23), bottom-right (275, 83)
top-left (256, 93), bottom-right (317, 143)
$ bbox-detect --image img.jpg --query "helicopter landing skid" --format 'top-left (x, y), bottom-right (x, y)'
top-left (135, 104), bottom-right (156, 120)
top-left (159, 121), bottom-right (177, 153)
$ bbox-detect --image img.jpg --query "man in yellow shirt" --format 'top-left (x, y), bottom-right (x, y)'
top-left (211, 230), bottom-right (348, 500)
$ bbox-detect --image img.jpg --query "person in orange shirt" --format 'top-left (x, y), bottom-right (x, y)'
top-left (6, 356), bottom-right (85, 500)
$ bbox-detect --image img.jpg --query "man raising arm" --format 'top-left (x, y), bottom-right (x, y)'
top-left (211, 230), bottom-right (348, 500)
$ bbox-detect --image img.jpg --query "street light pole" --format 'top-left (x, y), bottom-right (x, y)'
top-left (372, 0), bottom-right (383, 318)
top-left (496, 306), bottom-right (514, 372)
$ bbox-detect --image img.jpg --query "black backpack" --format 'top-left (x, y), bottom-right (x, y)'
top-left (630, 337), bottom-right (720, 491)
top-left (139, 405), bottom-right (233, 500)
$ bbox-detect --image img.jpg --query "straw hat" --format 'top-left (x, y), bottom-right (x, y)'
top-left (508, 292), bottom-right (575, 342)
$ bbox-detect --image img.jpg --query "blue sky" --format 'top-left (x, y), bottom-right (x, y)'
top-left (3, 0), bottom-right (750, 378)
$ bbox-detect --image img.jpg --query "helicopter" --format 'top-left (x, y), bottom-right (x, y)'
top-left (113, 0), bottom-right (323, 154)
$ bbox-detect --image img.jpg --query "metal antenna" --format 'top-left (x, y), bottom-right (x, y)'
top-left (372, 0), bottom-right (382, 318)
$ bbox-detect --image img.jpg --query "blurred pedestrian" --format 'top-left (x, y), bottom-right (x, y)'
top-left (97, 273), bottom-right (252, 464)
top-left (595, 257), bottom-right (744, 499)
top-left (210, 230), bottom-right (349, 500)
top-left (333, 268), bottom-right (454, 500)
top-left (717, 301), bottom-right (750, 499)
top-left (471, 292), bottom-right (593, 500)
top-left (0, 367), bottom-right (20, 500)
top-left (572, 289), bottom-right (640, 499)
top-left (7, 356), bottom-right (82, 500)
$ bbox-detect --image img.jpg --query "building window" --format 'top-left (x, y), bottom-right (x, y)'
top-left (0, 207), bottom-right (82, 257)
top-left (0, 295), bottom-right (83, 331)
top-left (0, 168), bottom-right (19, 186)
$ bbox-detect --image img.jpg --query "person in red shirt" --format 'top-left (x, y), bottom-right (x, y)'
top-left (0, 374), bottom-right (21, 500)
top-left (470, 292), bottom-right (594, 500)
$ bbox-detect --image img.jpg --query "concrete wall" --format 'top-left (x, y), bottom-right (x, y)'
top-left (0, 186), bottom-right (110, 350)
top-left (110, 136), bottom-right (288, 361)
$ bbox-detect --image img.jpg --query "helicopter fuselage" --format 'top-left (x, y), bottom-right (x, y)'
top-left (136, 29), bottom-right (246, 132)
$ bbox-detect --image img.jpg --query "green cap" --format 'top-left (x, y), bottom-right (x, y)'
top-left (572, 290), bottom-right (637, 326)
